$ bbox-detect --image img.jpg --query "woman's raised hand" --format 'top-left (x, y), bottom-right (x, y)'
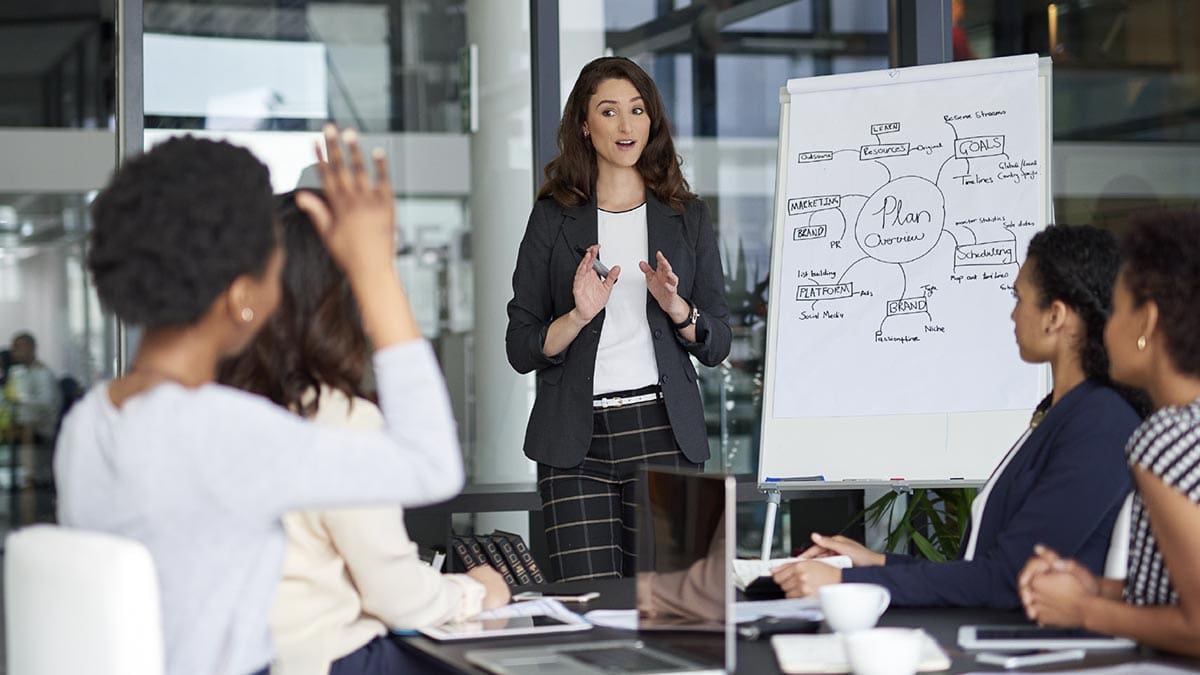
top-left (297, 124), bottom-right (396, 282)
top-left (570, 245), bottom-right (620, 323)
top-left (299, 123), bottom-right (419, 348)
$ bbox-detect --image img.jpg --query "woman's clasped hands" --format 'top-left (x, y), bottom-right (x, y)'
top-left (1018, 544), bottom-right (1103, 627)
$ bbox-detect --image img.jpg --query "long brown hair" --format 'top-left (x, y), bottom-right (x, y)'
top-left (538, 56), bottom-right (695, 212)
top-left (218, 190), bottom-right (371, 417)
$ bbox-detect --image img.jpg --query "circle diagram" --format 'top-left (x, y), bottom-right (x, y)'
top-left (855, 176), bottom-right (945, 264)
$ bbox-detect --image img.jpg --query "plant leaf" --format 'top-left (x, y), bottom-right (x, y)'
top-left (912, 532), bottom-right (947, 563)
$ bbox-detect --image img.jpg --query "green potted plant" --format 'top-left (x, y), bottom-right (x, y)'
top-left (862, 487), bottom-right (977, 562)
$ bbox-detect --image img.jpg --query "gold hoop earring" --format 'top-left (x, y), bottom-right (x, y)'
top-left (241, 307), bottom-right (255, 323)
top-left (1137, 335), bottom-right (1147, 351)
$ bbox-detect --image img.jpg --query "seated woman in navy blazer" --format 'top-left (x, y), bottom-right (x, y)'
top-left (772, 224), bottom-right (1146, 608)
top-left (1019, 211), bottom-right (1200, 656)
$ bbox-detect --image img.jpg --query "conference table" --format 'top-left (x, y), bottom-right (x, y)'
top-left (399, 578), bottom-right (1200, 674)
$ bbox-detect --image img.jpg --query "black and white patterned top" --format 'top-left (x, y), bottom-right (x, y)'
top-left (1124, 397), bottom-right (1200, 606)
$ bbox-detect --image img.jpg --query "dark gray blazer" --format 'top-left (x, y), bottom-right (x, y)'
top-left (506, 192), bottom-right (732, 468)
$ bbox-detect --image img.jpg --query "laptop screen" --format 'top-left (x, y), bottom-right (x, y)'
top-left (635, 469), bottom-right (736, 671)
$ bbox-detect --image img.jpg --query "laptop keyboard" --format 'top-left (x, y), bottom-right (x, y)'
top-left (567, 647), bottom-right (684, 672)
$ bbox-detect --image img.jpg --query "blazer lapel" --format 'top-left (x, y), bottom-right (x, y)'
top-left (645, 191), bottom-right (682, 268)
top-left (645, 192), bottom-right (683, 316)
top-left (562, 198), bottom-right (598, 259)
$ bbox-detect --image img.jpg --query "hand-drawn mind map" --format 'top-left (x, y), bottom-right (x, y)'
top-left (774, 67), bottom-right (1045, 418)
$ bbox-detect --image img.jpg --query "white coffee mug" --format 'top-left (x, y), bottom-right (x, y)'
top-left (843, 627), bottom-right (923, 675)
top-left (818, 583), bottom-right (891, 632)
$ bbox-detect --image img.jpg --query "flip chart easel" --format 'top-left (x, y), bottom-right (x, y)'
top-left (757, 55), bottom-right (1054, 559)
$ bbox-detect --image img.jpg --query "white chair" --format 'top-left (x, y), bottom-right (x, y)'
top-left (4, 525), bottom-right (164, 675)
top-left (1103, 493), bottom-right (1135, 579)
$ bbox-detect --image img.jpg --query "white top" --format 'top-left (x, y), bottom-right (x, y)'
top-left (594, 204), bottom-right (660, 395)
top-left (963, 427), bottom-right (1033, 560)
top-left (55, 340), bottom-right (463, 675)
top-left (271, 386), bottom-right (484, 675)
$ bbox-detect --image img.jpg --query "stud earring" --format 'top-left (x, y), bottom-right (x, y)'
top-left (241, 307), bottom-right (255, 323)
top-left (583, 130), bottom-right (590, 138)
top-left (1137, 335), bottom-right (1147, 351)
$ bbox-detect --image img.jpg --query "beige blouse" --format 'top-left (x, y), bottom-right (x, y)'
top-left (270, 387), bottom-right (484, 675)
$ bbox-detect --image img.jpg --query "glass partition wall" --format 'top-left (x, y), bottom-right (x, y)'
top-left (138, 0), bottom-right (536, 496)
top-left (0, 1), bottom-right (118, 533)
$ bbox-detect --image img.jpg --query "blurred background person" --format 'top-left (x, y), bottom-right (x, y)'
top-left (3, 331), bottom-right (61, 486)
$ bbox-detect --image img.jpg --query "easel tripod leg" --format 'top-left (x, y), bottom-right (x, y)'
top-left (760, 490), bottom-right (782, 561)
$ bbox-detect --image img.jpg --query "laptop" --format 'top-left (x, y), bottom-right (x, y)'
top-left (466, 469), bottom-right (736, 674)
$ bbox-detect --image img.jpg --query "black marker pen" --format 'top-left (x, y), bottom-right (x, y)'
top-left (575, 246), bottom-right (612, 281)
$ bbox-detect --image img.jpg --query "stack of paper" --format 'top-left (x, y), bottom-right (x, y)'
top-left (583, 599), bottom-right (824, 631)
top-left (771, 632), bottom-right (950, 674)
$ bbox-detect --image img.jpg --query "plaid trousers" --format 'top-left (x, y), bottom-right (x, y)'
top-left (537, 385), bottom-right (701, 582)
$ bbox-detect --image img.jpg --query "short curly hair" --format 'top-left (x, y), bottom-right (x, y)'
top-left (87, 136), bottom-right (277, 328)
top-left (1120, 210), bottom-right (1200, 378)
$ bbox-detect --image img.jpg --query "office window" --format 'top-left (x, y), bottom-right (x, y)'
top-left (0, 3), bottom-right (113, 129)
top-left (0, 1), bottom-right (118, 533)
top-left (139, 0), bottom-right (537, 489)
top-left (955, 0), bottom-right (1200, 230)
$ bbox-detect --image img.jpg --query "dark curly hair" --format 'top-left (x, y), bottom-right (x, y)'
top-left (88, 136), bottom-right (277, 328)
top-left (538, 56), bottom-right (696, 212)
top-left (218, 191), bottom-right (371, 417)
top-left (1119, 209), bottom-right (1200, 378)
top-left (1027, 224), bottom-right (1150, 417)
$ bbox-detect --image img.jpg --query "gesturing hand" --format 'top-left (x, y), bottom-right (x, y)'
top-left (571, 245), bottom-right (621, 323)
top-left (297, 124), bottom-right (396, 281)
top-left (639, 251), bottom-right (681, 315)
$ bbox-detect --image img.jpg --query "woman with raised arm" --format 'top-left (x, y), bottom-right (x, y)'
top-left (1020, 211), bottom-right (1200, 657)
top-left (772, 224), bottom-right (1144, 608)
top-left (507, 56), bottom-right (731, 581)
top-left (220, 191), bottom-right (509, 675)
top-left (55, 128), bottom-right (463, 675)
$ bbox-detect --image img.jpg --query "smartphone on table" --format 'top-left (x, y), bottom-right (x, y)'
top-left (976, 648), bottom-right (1085, 669)
top-left (958, 624), bottom-right (1136, 651)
